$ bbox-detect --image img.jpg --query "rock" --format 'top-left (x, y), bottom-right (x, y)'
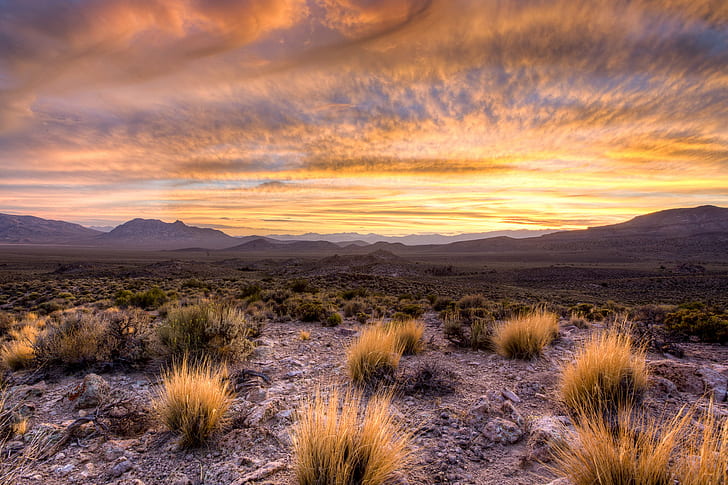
top-left (528, 416), bottom-right (571, 462)
top-left (650, 360), bottom-right (703, 394)
top-left (170, 474), bottom-right (193, 485)
top-left (500, 400), bottom-right (524, 427)
top-left (110, 460), bottom-right (133, 477)
top-left (101, 442), bottom-right (127, 462)
top-left (650, 375), bottom-right (678, 398)
top-left (501, 388), bottom-right (521, 403)
top-left (246, 388), bottom-right (268, 403)
top-left (482, 418), bottom-right (523, 445)
top-left (54, 463), bottom-right (75, 477)
top-left (231, 460), bottom-right (287, 484)
top-left (696, 367), bottom-right (728, 402)
top-left (73, 373), bottom-right (110, 409)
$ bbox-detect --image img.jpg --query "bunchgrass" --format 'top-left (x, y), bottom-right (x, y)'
top-left (346, 325), bottom-right (402, 387)
top-left (561, 326), bottom-right (648, 417)
top-left (153, 356), bottom-right (232, 447)
top-left (675, 402), bottom-right (728, 485)
top-left (291, 388), bottom-right (412, 485)
top-left (553, 409), bottom-right (690, 485)
top-left (1, 325), bottom-right (40, 370)
top-left (491, 310), bottom-right (558, 359)
top-left (386, 318), bottom-right (424, 355)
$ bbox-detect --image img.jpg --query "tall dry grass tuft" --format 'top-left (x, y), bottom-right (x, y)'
top-left (153, 356), bottom-right (232, 447)
top-left (491, 310), bottom-right (558, 359)
top-left (560, 326), bottom-right (648, 416)
top-left (676, 402), bottom-right (728, 484)
top-left (346, 325), bottom-right (402, 387)
top-left (291, 388), bottom-right (412, 485)
top-left (346, 325), bottom-right (402, 386)
top-left (386, 318), bottom-right (425, 355)
top-left (553, 410), bottom-right (690, 485)
top-left (1, 324), bottom-right (40, 370)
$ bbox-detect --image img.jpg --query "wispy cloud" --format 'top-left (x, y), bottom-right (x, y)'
top-left (0, 0), bottom-right (726, 234)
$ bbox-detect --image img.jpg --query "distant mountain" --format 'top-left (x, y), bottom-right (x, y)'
top-left (265, 229), bottom-right (556, 245)
top-left (438, 206), bottom-right (728, 261)
top-left (223, 238), bottom-right (341, 252)
top-left (95, 218), bottom-right (238, 250)
top-left (0, 213), bottom-right (101, 244)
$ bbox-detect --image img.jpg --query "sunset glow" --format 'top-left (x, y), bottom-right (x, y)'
top-left (1, 0), bottom-right (726, 235)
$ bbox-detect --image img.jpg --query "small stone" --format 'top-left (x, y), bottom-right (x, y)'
top-left (482, 418), bottom-right (523, 445)
top-left (501, 388), bottom-right (521, 403)
top-left (528, 416), bottom-right (571, 462)
top-left (73, 373), bottom-right (110, 409)
top-left (110, 460), bottom-right (133, 477)
top-left (246, 388), bottom-right (268, 403)
top-left (54, 463), bottom-right (75, 477)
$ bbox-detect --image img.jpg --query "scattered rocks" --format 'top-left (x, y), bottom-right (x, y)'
top-left (110, 459), bottom-right (134, 478)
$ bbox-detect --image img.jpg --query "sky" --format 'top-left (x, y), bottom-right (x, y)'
top-left (0, 0), bottom-right (726, 236)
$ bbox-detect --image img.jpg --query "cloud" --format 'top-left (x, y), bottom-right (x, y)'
top-left (0, 0), bottom-right (726, 234)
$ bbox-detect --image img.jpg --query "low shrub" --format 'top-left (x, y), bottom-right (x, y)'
top-left (324, 313), bottom-right (342, 327)
top-left (153, 357), bottom-right (232, 447)
top-left (470, 316), bottom-right (495, 350)
top-left (560, 327), bottom-right (648, 417)
top-left (34, 308), bottom-right (152, 368)
top-left (291, 389), bottom-right (412, 485)
top-left (115, 286), bottom-right (168, 310)
top-left (158, 302), bottom-right (259, 361)
top-left (664, 304), bottom-right (728, 343)
top-left (347, 326), bottom-right (402, 387)
top-left (491, 310), bottom-right (558, 359)
top-left (296, 301), bottom-right (327, 323)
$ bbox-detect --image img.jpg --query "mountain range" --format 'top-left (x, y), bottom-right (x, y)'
top-left (0, 206), bottom-right (727, 260)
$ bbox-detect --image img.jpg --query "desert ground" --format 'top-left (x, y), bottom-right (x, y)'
top-left (0, 245), bottom-right (726, 485)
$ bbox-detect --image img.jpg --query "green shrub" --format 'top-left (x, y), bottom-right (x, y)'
top-left (115, 286), bottom-right (168, 310)
top-left (664, 305), bottom-right (728, 343)
top-left (158, 302), bottom-right (259, 360)
top-left (324, 313), bottom-right (342, 327)
top-left (398, 303), bottom-right (424, 318)
top-left (297, 301), bottom-right (327, 323)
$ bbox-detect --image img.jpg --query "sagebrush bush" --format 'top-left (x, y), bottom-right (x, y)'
top-left (153, 357), bottom-right (232, 447)
top-left (34, 308), bottom-right (151, 367)
top-left (560, 327), bottom-right (648, 417)
top-left (554, 410), bottom-right (689, 485)
top-left (158, 302), bottom-right (259, 360)
top-left (491, 310), bottom-right (558, 359)
top-left (292, 389), bottom-right (412, 485)
top-left (387, 318), bottom-right (424, 355)
top-left (347, 326), bottom-right (402, 387)
top-left (115, 286), bottom-right (168, 309)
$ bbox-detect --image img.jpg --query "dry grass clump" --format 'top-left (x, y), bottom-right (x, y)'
top-left (158, 301), bottom-right (260, 361)
top-left (153, 357), bottom-right (232, 447)
top-left (386, 318), bottom-right (424, 355)
top-left (1, 324), bottom-right (41, 370)
top-left (554, 410), bottom-right (689, 485)
top-left (291, 388), bottom-right (412, 485)
top-left (675, 403), bottom-right (728, 485)
top-left (347, 326), bottom-right (402, 387)
top-left (491, 310), bottom-right (558, 359)
top-left (299, 330), bottom-right (311, 341)
top-left (561, 327), bottom-right (648, 416)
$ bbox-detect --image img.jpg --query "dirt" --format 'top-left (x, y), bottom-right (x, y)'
top-left (4, 312), bottom-right (727, 485)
